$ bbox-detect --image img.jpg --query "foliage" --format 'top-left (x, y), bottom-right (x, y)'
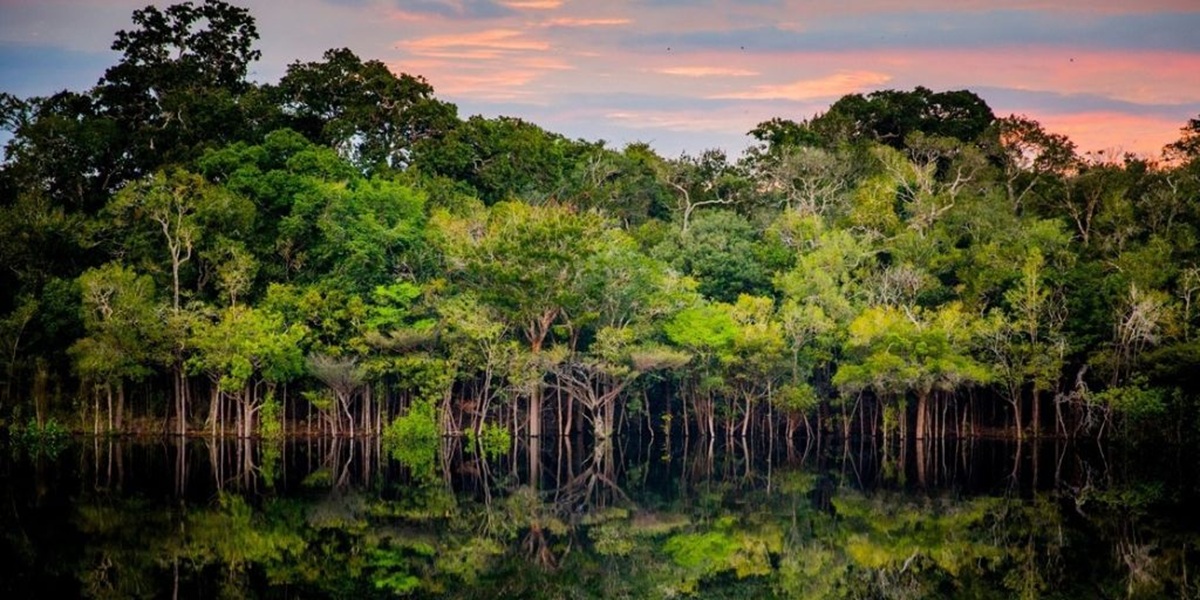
top-left (4, 0), bottom-right (1200, 444)
top-left (384, 400), bottom-right (439, 474)
top-left (463, 421), bottom-right (511, 460)
top-left (11, 417), bottom-right (69, 457)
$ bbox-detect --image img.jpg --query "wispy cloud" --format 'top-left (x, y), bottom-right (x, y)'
top-left (714, 70), bottom-right (891, 100)
top-left (393, 0), bottom-right (514, 20)
top-left (4, 0), bottom-right (1198, 159)
top-left (542, 17), bottom-right (632, 27)
top-left (500, 0), bottom-right (563, 9)
top-left (401, 28), bottom-right (549, 58)
top-left (655, 66), bottom-right (759, 77)
top-left (1035, 111), bottom-right (1186, 156)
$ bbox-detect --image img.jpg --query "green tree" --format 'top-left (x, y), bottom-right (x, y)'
top-left (657, 149), bottom-right (751, 233)
top-left (654, 210), bottom-right (774, 302)
top-left (813, 86), bottom-right (995, 150)
top-left (188, 305), bottom-right (306, 437)
top-left (438, 201), bottom-right (606, 437)
top-left (273, 47), bottom-right (457, 172)
top-left (664, 301), bottom-right (738, 437)
top-left (95, 0), bottom-right (264, 174)
top-left (834, 303), bottom-right (991, 440)
top-left (987, 115), bottom-right (1078, 214)
top-left (982, 249), bottom-right (1066, 438)
top-left (107, 168), bottom-right (248, 312)
top-left (413, 116), bottom-right (593, 205)
top-left (69, 263), bottom-right (168, 432)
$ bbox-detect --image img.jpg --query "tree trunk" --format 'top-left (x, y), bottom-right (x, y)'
top-left (106, 384), bottom-right (114, 433)
top-left (1031, 388), bottom-right (1041, 438)
top-left (529, 386), bottom-right (542, 438)
top-left (740, 393), bottom-right (752, 438)
top-left (1010, 398), bottom-right (1024, 440)
top-left (116, 382), bottom-right (125, 432)
top-left (915, 392), bottom-right (928, 440)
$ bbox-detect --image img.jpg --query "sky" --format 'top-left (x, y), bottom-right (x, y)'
top-left (2, 0), bottom-right (1199, 158)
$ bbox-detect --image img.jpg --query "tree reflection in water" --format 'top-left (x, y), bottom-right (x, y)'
top-left (2, 434), bottom-right (1198, 599)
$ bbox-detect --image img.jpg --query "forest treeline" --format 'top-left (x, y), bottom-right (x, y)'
top-left (3, 0), bottom-right (1200, 443)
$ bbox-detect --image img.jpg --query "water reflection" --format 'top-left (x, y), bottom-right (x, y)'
top-left (3, 435), bottom-right (1198, 598)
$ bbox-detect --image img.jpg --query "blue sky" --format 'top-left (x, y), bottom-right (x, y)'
top-left (2, 0), bottom-right (1199, 157)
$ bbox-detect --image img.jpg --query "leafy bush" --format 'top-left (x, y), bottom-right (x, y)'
top-left (384, 400), bottom-right (438, 474)
top-left (464, 421), bottom-right (511, 460)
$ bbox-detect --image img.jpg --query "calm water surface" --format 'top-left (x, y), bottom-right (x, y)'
top-left (2, 434), bottom-right (1197, 599)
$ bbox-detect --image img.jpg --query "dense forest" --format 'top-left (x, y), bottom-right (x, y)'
top-left (3, 0), bottom-right (1200, 446)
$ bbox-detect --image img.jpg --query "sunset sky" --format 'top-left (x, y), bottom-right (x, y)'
top-left (2, 0), bottom-right (1199, 157)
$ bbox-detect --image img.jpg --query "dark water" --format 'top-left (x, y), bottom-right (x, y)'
top-left (2, 433), bottom-right (1197, 599)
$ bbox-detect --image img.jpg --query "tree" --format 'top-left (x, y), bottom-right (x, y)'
top-left (562, 143), bottom-right (674, 224)
top-left (812, 87), bottom-right (995, 150)
top-left (436, 293), bottom-right (518, 438)
top-left (549, 326), bottom-right (688, 439)
top-left (988, 115), bottom-right (1077, 214)
top-left (413, 116), bottom-right (592, 205)
top-left (0, 91), bottom-right (123, 213)
top-left (657, 149), bottom-right (751, 233)
top-left (69, 263), bottom-right (168, 432)
top-left (307, 353), bottom-right (365, 437)
top-left (749, 145), bottom-right (851, 217)
top-left (1164, 116), bottom-right (1200, 162)
top-left (439, 201), bottom-right (606, 437)
top-left (664, 301), bottom-right (738, 437)
top-left (274, 48), bottom-right (457, 172)
top-left (550, 230), bottom-right (694, 437)
top-left (308, 178), bottom-right (428, 292)
top-left (654, 210), bottom-right (773, 302)
top-left (96, 0), bottom-right (263, 174)
top-left (108, 169), bottom-right (242, 311)
top-left (834, 303), bottom-right (991, 440)
top-left (726, 295), bottom-right (788, 438)
top-left (982, 249), bottom-right (1066, 438)
top-left (188, 305), bottom-right (306, 437)
top-left (747, 117), bottom-right (821, 153)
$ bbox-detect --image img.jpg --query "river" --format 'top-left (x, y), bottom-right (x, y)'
top-left (2, 433), bottom-right (1196, 598)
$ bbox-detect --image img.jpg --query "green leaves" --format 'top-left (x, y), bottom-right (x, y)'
top-left (274, 47), bottom-right (456, 173)
top-left (664, 304), bottom-right (737, 358)
top-left (187, 305), bottom-right (306, 391)
top-left (69, 263), bottom-right (168, 384)
top-left (835, 303), bottom-right (991, 397)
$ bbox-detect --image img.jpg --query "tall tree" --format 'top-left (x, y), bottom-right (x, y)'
top-left (834, 303), bottom-right (991, 440)
top-left (69, 264), bottom-right (168, 432)
top-left (274, 48), bottom-right (457, 172)
top-left (988, 115), bottom-right (1077, 214)
top-left (96, 0), bottom-right (263, 174)
top-left (812, 87), bottom-right (995, 150)
top-left (439, 201), bottom-right (606, 437)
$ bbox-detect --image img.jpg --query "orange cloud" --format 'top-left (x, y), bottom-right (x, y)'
top-left (1031, 111), bottom-right (1184, 157)
top-left (656, 66), bottom-right (759, 78)
top-left (714, 71), bottom-right (893, 100)
top-left (401, 29), bottom-right (549, 59)
top-left (500, 0), bottom-right (563, 8)
top-left (542, 17), bottom-right (631, 27)
top-left (772, 0), bottom-right (1200, 16)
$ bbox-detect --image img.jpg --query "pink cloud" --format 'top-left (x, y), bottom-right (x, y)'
top-left (769, 0), bottom-right (1200, 16)
top-left (1031, 112), bottom-right (1185, 158)
top-left (655, 66), bottom-right (760, 78)
top-left (542, 17), bottom-right (631, 27)
top-left (713, 71), bottom-right (893, 101)
top-left (500, 0), bottom-right (563, 9)
top-left (400, 28), bottom-right (549, 58)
